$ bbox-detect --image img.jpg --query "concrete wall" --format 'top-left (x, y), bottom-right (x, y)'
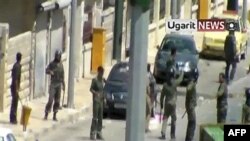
top-left (0, 24), bottom-right (9, 112)
top-left (0, 0), bottom-right (36, 37)
top-left (34, 12), bottom-right (49, 98)
top-left (4, 32), bottom-right (34, 108)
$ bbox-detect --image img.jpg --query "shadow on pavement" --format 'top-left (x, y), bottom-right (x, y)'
top-left (75, 136), bottom-right (91, 140)
top-left (106, 114), bottom-right (126, 121)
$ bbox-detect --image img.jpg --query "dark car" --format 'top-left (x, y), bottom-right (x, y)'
top-left (153, 34), bottom-right (199, 85)
top-left (103, 62), bottom-right (129, 116)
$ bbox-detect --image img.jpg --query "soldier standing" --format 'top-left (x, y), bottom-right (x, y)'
top-left (159, 69), bottom-right (184, 140)
top-left (217, 73), bottom-right (228, 123)
top-left (147, 64), bottom-right (157, 117)
top-left (9, 52), bottom-right (22, 124)
top-left (90, 66), bottom-right (105, 140)
top-left (166, 46), bottom-right (177, 72)
top-left (224, 30), bottom-right (237, 84)
top-left (44, 50), bottom-right (65, 121)
top-left (145, 82), bottom-right (152, 133)
top-left (185, 73), bottom-right (198, 141)
top-left (242, 88), bottom-right (250, 124)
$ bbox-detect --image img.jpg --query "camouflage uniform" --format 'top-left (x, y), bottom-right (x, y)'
top-left (9, 53), bottom-right (22, 124)
top-left (242, 89), bottom-right (250, 124)
top-left (44, 51), bottom-right (65, 121)
top-left (148, 72), bottom-right (157, 117)
top-left (217, 81), bottom-right (228, 123)
top-left (160, 72), bottom-right (184, 139)
top-left (242, 104), bottom-right (250, 124)
top-left (185, 81), bottom-right (197, 141)
top-left (90, 77), bottom-right (105, 139)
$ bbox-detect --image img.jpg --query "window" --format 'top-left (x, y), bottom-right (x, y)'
top-left (108, 64), bottom-right (129, 83)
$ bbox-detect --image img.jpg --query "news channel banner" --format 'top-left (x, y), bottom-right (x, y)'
top-left (165, 19), bottom-right (239, 32)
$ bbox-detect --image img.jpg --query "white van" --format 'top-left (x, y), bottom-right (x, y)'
top-left (0, 128), bottom-right (16, 141)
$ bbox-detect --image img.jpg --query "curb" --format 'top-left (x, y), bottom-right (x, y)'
top-left (23, 104), bottom-right (91, 141)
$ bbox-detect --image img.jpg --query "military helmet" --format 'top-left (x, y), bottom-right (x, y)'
top-left (55, 50), bottom-right (62, 56)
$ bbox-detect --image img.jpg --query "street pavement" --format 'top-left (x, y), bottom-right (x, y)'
top-left (38, 96), bottom-right (244, 141)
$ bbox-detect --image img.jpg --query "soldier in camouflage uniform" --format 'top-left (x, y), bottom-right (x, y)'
top-left (90, 66), bottom-right (105, 140)
top-left (159, 69), bottom-right (184, 140)
top-left (147, 64), bottom-right (157, 118)
top-left (242, 88), bottom-right (250, 124)
top-left (185, 73), bottom-right (198, 141)
top-left (217, 73), bottom-right (228, 123)
top-left (44, 50), bottom-right (65, 121)
top-left (9, 52), bottom-right (22, 124)
top-left (145, 82), bottom-right (152, 133)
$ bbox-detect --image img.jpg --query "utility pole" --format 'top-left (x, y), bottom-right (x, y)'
top-left (242, 0), bottom-right (248, 27)
top-left (126, 0), bottom-right (150, 141)
top-left (67, 0), bottom-right (77, 108)
top-left (113, 0), bottom-right (124, 62)
top-left (171, 0), bottom-right (177, 19)
top-left (176, 0), bottom-right (181, 18)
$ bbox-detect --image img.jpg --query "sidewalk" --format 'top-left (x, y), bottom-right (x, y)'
top-left (0, 65), bottom-right (114, 141)
top-left (0, 76), bottom-right (94, 140)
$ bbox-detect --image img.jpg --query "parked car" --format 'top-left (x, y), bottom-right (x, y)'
top-left (103, 62), bottom-right (129, 116)
top-left (0, 128), bottom-right (16, 141)
top-left (153, 34), bottom-right (199, 85)
top-left (201, 11), bottom-right (248, 60)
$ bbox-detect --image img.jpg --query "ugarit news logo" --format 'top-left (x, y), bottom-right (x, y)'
top-left (165, 19), bottom-right (237, 32)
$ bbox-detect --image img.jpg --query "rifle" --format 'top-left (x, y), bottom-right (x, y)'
top-left (182, 110), bottom-right (187, 119)
top-left (159, 109), bottom-right (162, 123)
top-left (62, 90), bottom-right (67, 108)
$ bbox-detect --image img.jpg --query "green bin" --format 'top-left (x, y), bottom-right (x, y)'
top-left (200, 124), bottom-right (224, 141)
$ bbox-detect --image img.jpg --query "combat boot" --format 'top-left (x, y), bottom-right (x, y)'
top-left (159, 132), bottom-right (166, 140)
top-left (53, 112), bottom-right (58, 121)
top-left (44, 112), bottom-right (48, 120)
top-left (97, 133), bottom-right (104, 140)
top-left (90, 135), bottom-right (96, 140)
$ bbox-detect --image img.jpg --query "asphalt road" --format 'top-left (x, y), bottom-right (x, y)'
top-left (38, 96), bottom-right (244, 141)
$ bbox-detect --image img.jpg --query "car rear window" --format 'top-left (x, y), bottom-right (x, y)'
top-left (108, 64), bottom-right (129, 83)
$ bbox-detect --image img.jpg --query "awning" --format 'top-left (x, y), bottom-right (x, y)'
top-left (38, 1), bottom-right (56, 12)
top-left (55, 0), bottom-right (72, 9)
